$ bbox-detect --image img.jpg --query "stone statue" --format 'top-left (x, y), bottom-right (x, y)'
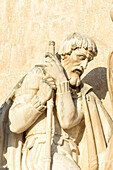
top-left (99, 7), bottom-right (113, 169)
top-left (0, 32), bottom-right (113, 170)
top-left (99, 50), bottom-right (113, 170)
top-left (98, 8), bottom-right (113, 170)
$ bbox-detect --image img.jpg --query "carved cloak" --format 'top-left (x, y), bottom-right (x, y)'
top-left (0, 76), bottom-right (25, 170)
top-left (79, 84), bottom-right (113, 170)
top-left (0, 68), bottom-right (113, 170)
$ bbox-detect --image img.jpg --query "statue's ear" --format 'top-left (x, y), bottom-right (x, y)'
top-left (107, 51), bottom-right (113, 108)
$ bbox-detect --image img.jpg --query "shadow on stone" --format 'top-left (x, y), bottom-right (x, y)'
top-left (82, 67), bottom-right (108, 100)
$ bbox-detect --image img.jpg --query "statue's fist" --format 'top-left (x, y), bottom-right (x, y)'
top-left (31, 78), bottom-right (56, 108)
top-left (38, 79), bottom-right (53, 104)
top-left (44, 53), bottom-right (66, 83)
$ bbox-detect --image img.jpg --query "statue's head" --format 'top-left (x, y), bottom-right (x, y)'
top-left (58, 32), bottom-right (98, 87)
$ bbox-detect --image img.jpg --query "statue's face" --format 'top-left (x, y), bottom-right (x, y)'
top-left (61, 48), bottom-right (93, 87)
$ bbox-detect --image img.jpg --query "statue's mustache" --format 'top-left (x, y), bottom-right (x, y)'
top-left (71, 66), bottom-right (84, 76)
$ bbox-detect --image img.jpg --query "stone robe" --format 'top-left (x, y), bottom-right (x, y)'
top-left (0, 65), bottom-right (113, 170)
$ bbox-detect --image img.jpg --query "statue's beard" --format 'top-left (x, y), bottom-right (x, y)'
top-left (69, 73), bottom-right (81, 88)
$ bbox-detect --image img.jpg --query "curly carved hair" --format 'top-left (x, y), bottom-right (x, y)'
top-left (58, 32), bottom-right (98, 57)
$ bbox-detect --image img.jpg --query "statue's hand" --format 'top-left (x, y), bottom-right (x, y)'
top-left (44, 53), bottom-right (67, 83)
top-left (31, 78), bottom-right (55, 108)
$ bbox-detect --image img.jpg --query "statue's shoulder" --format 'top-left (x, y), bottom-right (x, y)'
top-left (4, 65), bottom-right (46, 104)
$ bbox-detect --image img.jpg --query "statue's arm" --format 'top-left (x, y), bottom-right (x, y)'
top-left (56, 81), bottom-right (83, 129)
top-left (44, 54), bottom-right (83, 129)
top-left (9, 67), bottom-right (46, 134)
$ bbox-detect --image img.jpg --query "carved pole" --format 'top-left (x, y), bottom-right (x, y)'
top-left (44, 41), bottom-right (55, 170)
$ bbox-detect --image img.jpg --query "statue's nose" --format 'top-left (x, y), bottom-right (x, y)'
top-left (81, 59), bottom-right (88, 69)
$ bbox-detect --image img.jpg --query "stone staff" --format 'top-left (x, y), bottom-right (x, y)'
top-left (44, 41), bottom-right (55, 170)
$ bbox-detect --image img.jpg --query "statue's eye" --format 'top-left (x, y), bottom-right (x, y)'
top-left (72, 69), bottom-right (76, 73)
top-left (78, 55), bottom-right (86, 60)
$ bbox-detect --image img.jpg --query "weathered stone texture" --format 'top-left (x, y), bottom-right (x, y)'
top-left (0, 0), bottom-right (113, 116)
